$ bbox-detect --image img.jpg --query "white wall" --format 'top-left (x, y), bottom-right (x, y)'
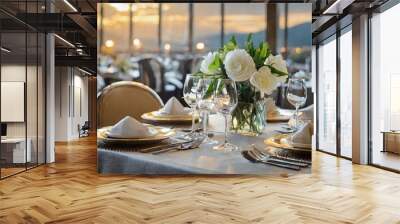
top-left (54, 67), bottom-right (89, 141)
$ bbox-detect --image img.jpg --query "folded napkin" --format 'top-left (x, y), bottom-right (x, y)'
top-left (288, 104), bottom-right (314, 127)
top-left (159, 97), bottom-right (190, 115)
top-left (107, 116), bottom-right (155, 139)
top-left (288, 121), bottom-right (312, 148)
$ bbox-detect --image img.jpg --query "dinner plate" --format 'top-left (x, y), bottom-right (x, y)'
top-left (264, 133), bottom-right (311, 152)
top-left (141, 111), bottom-right (198, 124)
top-left (97, 125), bottom-right (175, 145)
top-left (266, 109), bottom-right (293, 123)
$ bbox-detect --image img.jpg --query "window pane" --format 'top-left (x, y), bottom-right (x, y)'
top-left (339, 29), bottom-right (352, 158)
top-left (371, 4), bottom-right (400, 171)
top-left (224, 3), bottom-right (266, 45)
top-left (102, 3), bottom-right (130, 54)
top-left (132, 3), bottom-right (159, 54)
top-left (161, 4), bottom-right (189, 53)
top-left (317, 37), bottom-right (337, 154)
top-left (1, 31), bottom-right (28, 177)
top-left (193, 3), bottom-right (221, 52)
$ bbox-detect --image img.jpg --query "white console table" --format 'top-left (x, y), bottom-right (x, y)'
top-left (1, 138), bottom-right (32, 163)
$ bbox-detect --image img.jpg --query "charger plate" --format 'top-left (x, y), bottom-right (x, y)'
top-left (264, 133), bottom-right (311, 152)
top-left (266, 110), bottom-right (292, 122)
top-left (97, 125), bottom-right (175, 145)
top-left (267, 114), bottom-right (291, 122)
top-left (141, 111), bottom-right (198, 124)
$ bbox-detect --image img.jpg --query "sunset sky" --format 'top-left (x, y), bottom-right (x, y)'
top-left (100, 3), bottom-right (311, 53)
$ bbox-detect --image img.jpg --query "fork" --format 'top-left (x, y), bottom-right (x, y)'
top-left (152, 137), bottom-right (204, 154)
top-left (242, 150), bottom-right (301, 170)
top-left (250, 147), bottom-right (309, 168)
top-left (251, 145), bottom-right (311, 166)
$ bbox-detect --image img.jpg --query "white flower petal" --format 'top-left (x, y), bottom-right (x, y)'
top-left (265, 54), bottom-right (288, 75)
top-left (224, 49), bottom-right (256, 82)
top-left (250, 66), bottom-right (286, 95)
top-left (200, 52), bottom-right (220, 75)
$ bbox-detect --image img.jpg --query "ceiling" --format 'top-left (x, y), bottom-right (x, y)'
top-left (0, 0), bottom-right (97, 73)
top-left (0, 0), bottom-right (392, 72)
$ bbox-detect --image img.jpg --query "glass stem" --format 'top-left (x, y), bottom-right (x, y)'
top-left (224, 114), bottom-right (228, 144)
top-left (295, 105), bottom-right (299, 129)
top-left (191, 107), bottom-right (196, 134)
top-left (203, 111), bottom-right (208, 137)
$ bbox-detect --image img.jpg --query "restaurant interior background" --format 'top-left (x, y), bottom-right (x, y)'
top-left (96, 2), bottom-right (314, 175)
top-left (97, 3), bottom-right (312, 105)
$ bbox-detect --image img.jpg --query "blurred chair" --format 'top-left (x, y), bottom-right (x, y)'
top-left (138, 58), bottom-right (165, 94)
top-left (138, 57), bottom-right (181, 102)
top-left (97, 81), bottom-right (164, 128)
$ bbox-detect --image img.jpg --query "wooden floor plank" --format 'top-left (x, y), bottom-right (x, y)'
top-left (0, 135), bottom-right (400, 223)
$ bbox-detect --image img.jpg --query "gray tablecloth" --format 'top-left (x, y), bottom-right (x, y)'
top-left (97, 115), bottom-right (311, 175)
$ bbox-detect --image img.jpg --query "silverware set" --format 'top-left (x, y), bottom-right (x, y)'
top-left (139, 136), bottom-right (205, 154)
top-left (241, 145), bottom-right (310, 170)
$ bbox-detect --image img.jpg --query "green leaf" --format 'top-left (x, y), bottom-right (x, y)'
top-left (230, 36), bottom-right (237, 46)
top-left (245, 33), bottom-right (255, 57)
top-left (203, 78), bottom-right (219, 99)
top-left (259, 42), bottom-right (268, 59)
top-left (268, 65), bottom-right (288, 76)
top-left (208, 53), bottom-right (220, 71)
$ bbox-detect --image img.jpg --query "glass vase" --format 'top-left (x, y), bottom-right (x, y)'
top-left (230, 100), bottom-right (266, 136)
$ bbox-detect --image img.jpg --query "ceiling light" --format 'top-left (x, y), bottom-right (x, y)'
top-left (133, 38), bottom-right (141, 49)
top-left (1, 47), bottom-right (11, 53)
top-left (78, 68), bottom-right (92, 76)
top-left (196, 42), bottom-right (205, 50)
top-left (63, 0), bottom-right (78, 12)
top-left (54, 34), bottom-right (75, 48)
top-left (164, 43), bottom-right (171, 51)
top-left (105, 40), bottom-right (114, 48)
top-left (322, 0), bottom-right (354, 15)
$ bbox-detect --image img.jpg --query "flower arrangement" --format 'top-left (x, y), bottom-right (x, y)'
top-left (197, 34), bottom-right (289, 135)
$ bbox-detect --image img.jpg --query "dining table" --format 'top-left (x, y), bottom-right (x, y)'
top-left (97, 115), bottom-right (311, 175)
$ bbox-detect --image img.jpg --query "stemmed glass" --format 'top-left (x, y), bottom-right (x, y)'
top-left (286, 78), bottom-right (307, 130)
top-left (197, 78), bottom-right (218, 145)
top-left (183, 74), bottom-right (200, 139)
top-left (213, 79), bottom-right (238, 152)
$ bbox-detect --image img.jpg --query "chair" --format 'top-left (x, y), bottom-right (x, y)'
top-left (97, 81), bottom-right (164, 128)
top-left (78, 121), bottom-right (90, 138)
top-left (138, 58), bottom-right (165, 94)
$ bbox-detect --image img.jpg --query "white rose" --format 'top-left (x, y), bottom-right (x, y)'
top-left (265, 54), bottom-right (288, 75)
top-left (250, 66), bottom-right (288, 95)
top-left (200, 52), bottom-right (220, 75)
top-left (223, 49), bottom-right (256, 82)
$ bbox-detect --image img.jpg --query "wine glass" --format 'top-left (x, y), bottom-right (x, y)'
top-left (286, 78), bottom-right (307, 130)
top-left (183, 74), bottom-right (201, 138)
top-left (197, 78), bottom-right (218, 145)
top-left (212, 79), bottom-right (238, 152)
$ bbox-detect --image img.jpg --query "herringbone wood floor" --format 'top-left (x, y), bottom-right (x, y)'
top-left (1, 136), bottom-right (400, 224)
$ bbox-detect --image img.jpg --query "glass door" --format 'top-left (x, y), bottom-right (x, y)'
top-left (370, 3), bottom-right (400, 171)
top-left (0, 1), bottom-right (46, 179)
top-left (339, 27), bottom-right (352, 159)
top-left (317, 35), bottom-right (337, 154)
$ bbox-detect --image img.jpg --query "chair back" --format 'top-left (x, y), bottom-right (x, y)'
top-left (97, 81), bottom-right (164, 128)
top-left (138, 58), bottom-right (165, 94)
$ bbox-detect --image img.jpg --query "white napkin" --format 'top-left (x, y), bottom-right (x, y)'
top-left (298, 105), bottom-right (313, 121)
top-left (287, 121), bottom-right (312, 148)
top-left (107, 116), bottom-right (155, 138)
top-left (265, 98), bottom-right (279, 115)
top-left (159, 97), bottom-right (190, 115)
top-left (288, 104), bottom-right (314, 127)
